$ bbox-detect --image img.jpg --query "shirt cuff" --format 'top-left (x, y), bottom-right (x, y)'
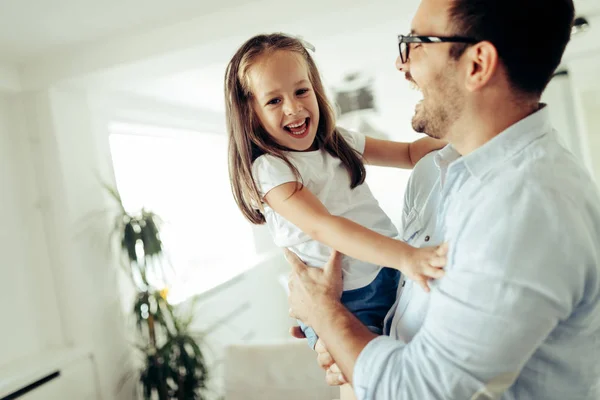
top-left (353, 335), bottom-right (407, 400)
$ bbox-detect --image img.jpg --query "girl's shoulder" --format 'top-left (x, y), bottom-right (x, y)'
top-left (251, 153), bottom-right (302, 181)
top-left (334, 126), bottom-right (365, 154)
top-left (251, 153), bottom-right (303, 197)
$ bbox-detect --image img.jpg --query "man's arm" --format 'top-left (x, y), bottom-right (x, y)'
top-left (286, 249), bottom-right (379, 383)
top-left (351, 186), bottom-right (578, 399)
top-left (311, 301), bottom-right (377, 383)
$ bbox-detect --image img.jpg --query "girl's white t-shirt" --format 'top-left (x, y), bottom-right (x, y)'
top-left (251, 128), bottom-right (398, 291)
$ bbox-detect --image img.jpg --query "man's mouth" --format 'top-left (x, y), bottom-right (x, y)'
top-left (284, 118), bottom-right (310, 138)
top-left (408, 80), bottom-right (424, 103)
top-left (406, 73), bottom-right (422, 94)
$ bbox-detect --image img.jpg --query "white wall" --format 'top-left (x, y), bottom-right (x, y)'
top-left (0, 92), bottom-right (63, 368)
top-left (0, 86), bottom-right (134, 399)
top-left (179, 251), bottom-right (293, 397)
top-left (26, 86), bottom-right (132, 399)
top-left (566, 41), bottom-right (600, 183)
top-left (580, 89), bottom-right (600, 181)
top-left (541, 72), bottom-right (595, 176)
top-left (0, 62), bottom-right (21, 92)
top-left (563, 13), bottom-right (600, 181)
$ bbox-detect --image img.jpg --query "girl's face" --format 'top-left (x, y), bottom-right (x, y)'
top-left (248, 50), bottom-right (320, 152)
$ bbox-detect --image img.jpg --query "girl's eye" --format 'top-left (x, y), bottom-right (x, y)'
top-left (297, 88), bottom-right (309, 96)
top-left (267, 98), bottom-right (281, 106)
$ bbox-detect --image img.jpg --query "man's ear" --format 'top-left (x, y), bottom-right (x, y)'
top-left (463, 41), bottom-right (499, 92)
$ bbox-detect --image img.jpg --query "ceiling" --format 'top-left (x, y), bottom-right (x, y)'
top-left (1, 0), bottom-right (599, 104)
top-left (0, 0), bottom-right (597, 64)
top-left (0, 0), bottom-right (253, 62)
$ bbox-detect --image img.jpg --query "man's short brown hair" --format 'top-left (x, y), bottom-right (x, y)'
top-left (449, 0), bottom-right (575, 96)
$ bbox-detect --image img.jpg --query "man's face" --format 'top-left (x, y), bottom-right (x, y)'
top-left (399, 0), bottom-right (466, 140)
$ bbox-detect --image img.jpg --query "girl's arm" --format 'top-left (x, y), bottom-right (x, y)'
top-left (264, 182), bottom-right (446, 291)
top-left (363, 136), bottom-right (446, 168)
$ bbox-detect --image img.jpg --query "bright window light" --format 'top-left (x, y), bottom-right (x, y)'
top-left (108, 122), bottom-right (256, 303)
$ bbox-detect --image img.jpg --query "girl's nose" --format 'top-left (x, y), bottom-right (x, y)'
top-left (284, 99), bottom-right (303, 115)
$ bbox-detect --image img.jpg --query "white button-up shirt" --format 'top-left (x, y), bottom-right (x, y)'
top-left (354, 105), bottom-right (600, 399)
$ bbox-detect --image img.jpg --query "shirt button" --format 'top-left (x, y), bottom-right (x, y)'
top-left (424, 235), bottom-right (430, 242)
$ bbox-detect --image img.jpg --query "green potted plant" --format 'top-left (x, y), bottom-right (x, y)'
top-left (104, 184), bottom-right (210, 400)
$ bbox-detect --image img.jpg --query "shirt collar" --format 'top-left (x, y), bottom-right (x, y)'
top-left (434, 144), bottom-right (461, 171)
top-left (460, 104), bottom-right (553, 180)
top-left (433, 144), bottom-right (461, 189)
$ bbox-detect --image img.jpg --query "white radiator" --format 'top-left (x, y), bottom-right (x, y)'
top-left (0, 348), bottom-right (98, 400)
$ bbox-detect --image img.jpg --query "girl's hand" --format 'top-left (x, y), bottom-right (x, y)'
top-left (402, 243), bottom-right (448, 292)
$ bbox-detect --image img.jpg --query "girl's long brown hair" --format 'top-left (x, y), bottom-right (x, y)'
top-left (225, 33), bottom-right (366, 224)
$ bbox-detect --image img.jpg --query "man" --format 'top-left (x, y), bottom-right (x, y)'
top-left (286, 0), bottom-right (600, 398)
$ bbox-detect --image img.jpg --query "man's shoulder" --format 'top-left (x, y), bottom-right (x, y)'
top-left (459, 148), bottom-right (600, 243)
top-left (407, 151), bottom-right (440, 194)
top-left (478, 142), bottom-right (596, 211)
top-left (403, 150), bottom-right (441, 219)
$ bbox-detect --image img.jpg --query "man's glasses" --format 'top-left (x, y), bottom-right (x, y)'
top-left (398, 34), bottom-right (479, 64)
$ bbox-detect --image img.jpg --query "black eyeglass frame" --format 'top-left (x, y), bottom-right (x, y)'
top-left (398, 34), bottom-right (479, 63)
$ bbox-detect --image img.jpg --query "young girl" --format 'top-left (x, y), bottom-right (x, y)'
top-left (224, 33), bottom-right (446, 351)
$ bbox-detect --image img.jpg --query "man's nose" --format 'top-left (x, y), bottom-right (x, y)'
top-left (396, 55), bottom-right (409, 72)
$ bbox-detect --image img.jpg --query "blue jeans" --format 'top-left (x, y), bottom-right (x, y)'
top-left (299, 267), bottom-right (400, 349)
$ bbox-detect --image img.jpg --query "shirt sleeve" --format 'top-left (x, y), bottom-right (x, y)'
top-left (402, 166), bottom-right (415, 230)
top-left (353, 184), bottom-right (579, 399)
top-left (337, 126), bottom-right (366, 154)
top-left (251, 155), bottom-right (300, 198)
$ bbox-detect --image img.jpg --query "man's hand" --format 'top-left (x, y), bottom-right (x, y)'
top-left (285, 249), bottom-right (343, 328)
top-left (290, 326), bottom-right (347, 386)
top-left (287, 249), bottom-right (374, 386)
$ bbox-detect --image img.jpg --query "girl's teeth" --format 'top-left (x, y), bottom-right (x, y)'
top-left (292, 128), bottom-right (306, 135)
top-left (287, 118), bottom-right (307, 128)
top-left (285, 118), bottom-right (308, 136)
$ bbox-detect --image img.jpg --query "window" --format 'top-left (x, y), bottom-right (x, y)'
top-left (109, 122), bottom-right (256, 303)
